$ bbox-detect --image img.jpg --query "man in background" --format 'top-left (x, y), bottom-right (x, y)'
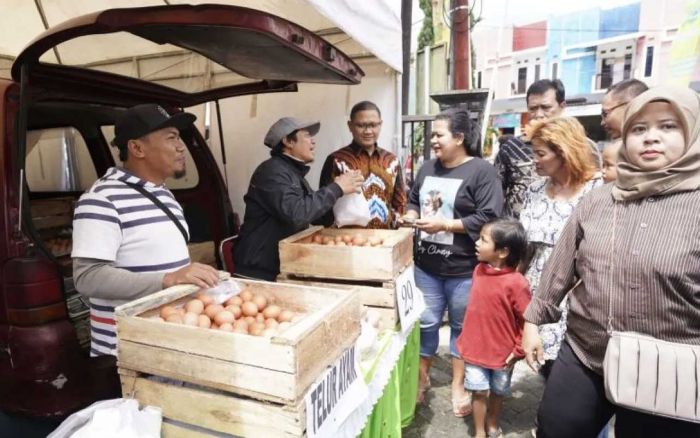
top-left (319, 101), bottom-right (406, 228)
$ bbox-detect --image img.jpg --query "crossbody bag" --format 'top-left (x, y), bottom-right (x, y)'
top-left (124, 182), bottom-right (189, 244)
top-left (602, 203), bottom-right (700, 423)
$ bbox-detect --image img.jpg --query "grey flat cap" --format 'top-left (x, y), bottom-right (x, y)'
top-left (264, 117), bottom-right (321, 148)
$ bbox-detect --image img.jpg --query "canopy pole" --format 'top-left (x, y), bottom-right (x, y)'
top-left (215, 100), bottom-right (229, 190)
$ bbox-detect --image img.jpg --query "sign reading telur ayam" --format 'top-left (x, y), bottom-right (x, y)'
top-left (305, 345), bottom-right (368, 438)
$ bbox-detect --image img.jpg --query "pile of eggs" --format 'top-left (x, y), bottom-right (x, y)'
top-left (310, 233), bottom-right (384, 247)
top-left (152, 289), bottom-right (303, 337)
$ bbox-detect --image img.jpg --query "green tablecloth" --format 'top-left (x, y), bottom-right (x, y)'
top-left (358, 324), bottom-right (420, 437)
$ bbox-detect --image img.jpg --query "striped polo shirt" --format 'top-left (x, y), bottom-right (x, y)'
top-left (72, 167), bottom-right (190, 357)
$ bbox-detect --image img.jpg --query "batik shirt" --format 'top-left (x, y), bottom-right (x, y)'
top-left (494, 136), bottom-right (535, 219)
top-left (319, 142), bottom-right (406, 228)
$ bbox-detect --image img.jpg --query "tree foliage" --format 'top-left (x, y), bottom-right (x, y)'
top-left (418, 0), bottom-right (434, 50)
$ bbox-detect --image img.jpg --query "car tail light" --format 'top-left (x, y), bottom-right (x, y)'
top-left (2, 254), bottom-right (66, 326)
top-left (7, 302), bottom-right (67, 326)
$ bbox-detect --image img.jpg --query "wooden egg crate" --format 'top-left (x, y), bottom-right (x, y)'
top-left (279, 226), bottom-right (413, 282)
top-left (115, 277), bottom-right (361, 406)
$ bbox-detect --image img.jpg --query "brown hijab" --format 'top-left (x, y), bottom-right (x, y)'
top-left (612, 85), bottom-right (700, 201)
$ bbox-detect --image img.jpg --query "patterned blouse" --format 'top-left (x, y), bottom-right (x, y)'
top-left (319, 142), bottom-right (406, 229)
top-left (520, 176), bottom-right (603, 360)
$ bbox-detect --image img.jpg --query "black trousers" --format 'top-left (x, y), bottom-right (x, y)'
top-left (537, 341), bottom-right (700, 438)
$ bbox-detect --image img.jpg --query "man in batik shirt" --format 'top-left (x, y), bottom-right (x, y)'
top-left (319, 101), bottom-right (406, 228)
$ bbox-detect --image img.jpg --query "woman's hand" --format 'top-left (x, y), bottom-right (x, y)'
top-left (415, 217), bottom-right (449, 234)
top-left (398, 211), bottom-right (419, 227)
top-left (522, 322), bottom-right (545, 372)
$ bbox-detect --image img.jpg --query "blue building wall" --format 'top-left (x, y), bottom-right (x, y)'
top-left (561, 54), bottom-right (597, 95)
top-left (547, 8), bottom-right (600, 95)
top-left (599, 3), bottom-right (640, 40)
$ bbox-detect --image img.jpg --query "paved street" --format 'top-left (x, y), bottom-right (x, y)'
top-left (404, 325), bottom-right (544, 438)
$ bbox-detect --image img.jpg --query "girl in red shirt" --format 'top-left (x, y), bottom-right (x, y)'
top-left (456, 219), bottom-right (531, 438)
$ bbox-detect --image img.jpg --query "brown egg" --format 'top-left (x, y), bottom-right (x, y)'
top-left (326, 240), bottom-right (336, 246)
top-left (352, 235), bottom-right (367, 246)
top-left (183, 312), bottom-right (199, 326)
top-left (263, 305), bottom-right (281, 319)
top-left (239, 290), bottom-right (253, 302)
top-left (204, 304), bottom-right (224, 319)
top-left (334, 235), bottom-right (345, 243)
top-left (261, 328), bottom-right (278, 338)
top-left (165, 314), bottom-right (183, 324)
top-left (196, 293), bottom-right (214, 305)
top-left (244, 316), bottom-right (256, 325)
top-left (211, 323), bottom-right (219, 329)
top-left (368, 236), bottom-right (383, 246)
top-left (312, 234), bottom-right (324, 244)
top-left (214, 311), bottom-right (235, 325)
top-left (218, 322), bottom-right (233, 332)
top-left (225, 305), bottom-right (242, 319)
top-left (185, 299), bottom-right (204, 315)
top-left (252, 295), bottom-right (268, 311)
top-left (233, 326), bottom-right (249, 334)
top-left (177, 307), bottom-right (187, 317)
top-left (226, 296), bottom-right (243, 307)
top-left (278, 310), bottom-right (294, 323)
top-left (241, 301), bottom-right (258, 317)
top-left (255, 313), bottom-right (265, 324)
top-left (265, 318), bottom-right (279, 329)
top-left (233, 319), bottom-right (249, 332)
top-left (321, 236), bottom-right (332, 244)
top-left (159, 305), bottom-right (177, 319)
top-left (342, 234), bottom-right (353, 244)
top-left (198, 314), bottom-right (211, 328)
top-left (249, 322), bottom-right (266, 336)
top-left (336, 241), bottom-right (347, 247)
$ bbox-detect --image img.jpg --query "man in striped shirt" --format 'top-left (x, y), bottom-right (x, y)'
top-left (72, 104), bottom-right (219, 357)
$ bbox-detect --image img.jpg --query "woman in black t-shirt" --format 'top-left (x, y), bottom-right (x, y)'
top-left (401, 108), bottom-right (503, 416)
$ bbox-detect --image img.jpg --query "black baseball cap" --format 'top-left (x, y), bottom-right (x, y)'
top-left (113, 104), bottom-right (196, 149)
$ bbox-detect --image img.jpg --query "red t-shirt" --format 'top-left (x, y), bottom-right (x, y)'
top-left (456, 262), bottom-right (531, 369)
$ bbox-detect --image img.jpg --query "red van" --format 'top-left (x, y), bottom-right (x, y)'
top-left (0, 4), bottom-right (362, 419)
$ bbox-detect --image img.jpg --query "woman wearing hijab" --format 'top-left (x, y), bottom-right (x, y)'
top-left (521, 86), bottom-right (700, 437)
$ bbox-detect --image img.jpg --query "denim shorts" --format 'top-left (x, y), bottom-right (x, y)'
top-left (464, 363), bottom-right (514, 397)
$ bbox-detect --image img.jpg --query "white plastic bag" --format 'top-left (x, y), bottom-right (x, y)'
top-left (333, 192), bottom-right (371, 227)
top-left (47, 398), bottom-right (161, 438)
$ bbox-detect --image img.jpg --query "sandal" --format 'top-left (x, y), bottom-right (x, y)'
top-left (416, 375), bottom-right (431, 404)
top-left (451, 394), bottom-right (472, 417)
top-left (487, 428), bottom-right (504, 438)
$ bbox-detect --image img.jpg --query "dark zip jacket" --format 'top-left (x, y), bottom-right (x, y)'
top-left (234, 153), bottom-right (343, 281)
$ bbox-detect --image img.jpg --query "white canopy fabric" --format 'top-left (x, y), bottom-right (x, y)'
top-left (1, 0), bottom-right (403, 219)
top-left (0, 0), bottom-right (401, 76)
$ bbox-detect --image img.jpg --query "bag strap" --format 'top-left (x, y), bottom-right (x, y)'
top-left (607, 202), bottom-right (617, 335)
top-left (123, 182), bottom-right (189, 243)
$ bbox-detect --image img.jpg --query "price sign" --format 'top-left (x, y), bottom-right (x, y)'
top-left (396, 265), bottom-right (425, 333)
top-left (305, 345), bottom-right (368, 438)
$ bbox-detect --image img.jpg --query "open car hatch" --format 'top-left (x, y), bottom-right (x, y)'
top-left (11, 4), bottom-right (364, 107)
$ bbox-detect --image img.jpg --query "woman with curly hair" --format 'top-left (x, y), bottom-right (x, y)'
top-left (519, 117), bottom-right (602, 376)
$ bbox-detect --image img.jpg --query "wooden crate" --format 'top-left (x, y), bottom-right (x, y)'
top-left (277, 272), bottom-right (403, 331)
top-left (279, 226), bottom-right (413, 282)
top-left (120, 369), bottom-right (305, 438)
top-left (119, 368), bottom-right (306, 437)
top-left (115, 278), bottom-right (361, 405)
top-left (30, 197), bottom-right (74, 230)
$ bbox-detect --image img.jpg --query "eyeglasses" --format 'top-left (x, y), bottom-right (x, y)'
top-left (352, 122), bottom-right (382, 130)
top-left (601, 101), bottom-right (628, 119)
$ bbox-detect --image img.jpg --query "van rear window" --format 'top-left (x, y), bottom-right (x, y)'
top-left (26, 127), bottom-right (98, 192)
top-left (100, 126), bottom-right (199, 190)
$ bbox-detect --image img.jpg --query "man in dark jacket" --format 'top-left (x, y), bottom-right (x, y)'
top-left (234, 117), bottom-right (364, 280)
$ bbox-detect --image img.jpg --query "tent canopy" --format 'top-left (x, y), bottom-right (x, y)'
top-left (0, 0), bottom-right (401, 82)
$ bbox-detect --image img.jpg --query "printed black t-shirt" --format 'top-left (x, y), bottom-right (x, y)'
top-left (407, 158), bottom-right (503, 277)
